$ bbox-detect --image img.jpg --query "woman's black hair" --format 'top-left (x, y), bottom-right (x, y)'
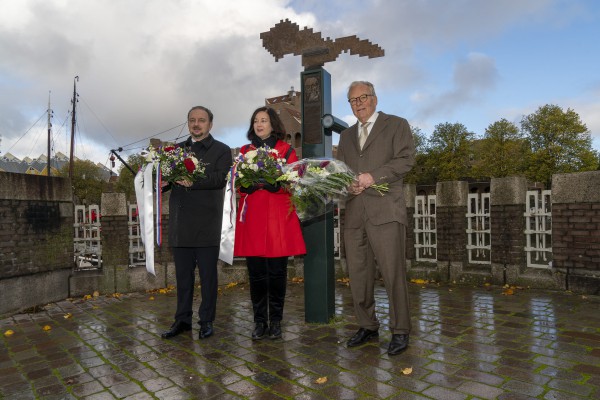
top-left (246, 107), bottom-right (286, 141)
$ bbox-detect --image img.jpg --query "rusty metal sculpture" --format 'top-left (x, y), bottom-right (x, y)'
top-left (261, 19), bottom-right (384, 69)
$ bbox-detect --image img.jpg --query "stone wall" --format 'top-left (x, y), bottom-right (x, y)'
top-left (551, 171), bottom-right (600, 294)
top-left (0, 172), bottom-right (73, 316)
top-left (402, 172), bottom-right (600, 294)
top-left (2, 169), bottom-right (599, 316)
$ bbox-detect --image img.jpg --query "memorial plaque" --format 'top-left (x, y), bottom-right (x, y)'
top-left (302, 74), bottom-right (322, 144)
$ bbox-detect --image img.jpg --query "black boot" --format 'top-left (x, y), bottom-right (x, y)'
top-left (252, 322), bottom-right (269, 340)
top-left (248, 257), bottom-right (268, 324)
top-left (269, 321), bottom-right (282, 339)
top-left (268, 257), bottom-right (288, 325)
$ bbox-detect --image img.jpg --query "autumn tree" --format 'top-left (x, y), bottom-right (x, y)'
top-left (114, 154), bottom-right (144, 201)
top-left (428, 122), bottom-right (475, 181)
top-left (521, 104), bottom-right (599, 185)
top-left (405, 126), bottom-right (436, 184)
top-left (58, 159), bottom-right (108, 204)
top-left (471, 118), bottom-right (529, 179)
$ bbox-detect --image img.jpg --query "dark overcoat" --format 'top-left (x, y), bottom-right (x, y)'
top-left (167, 134), bottom-right (232, 247)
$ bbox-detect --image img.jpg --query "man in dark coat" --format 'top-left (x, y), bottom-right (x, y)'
top-left (161, 106), bottom-right (232, 340)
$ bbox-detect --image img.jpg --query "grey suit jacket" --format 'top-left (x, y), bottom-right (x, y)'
top-left (336, 112), bottom-right (416, 228)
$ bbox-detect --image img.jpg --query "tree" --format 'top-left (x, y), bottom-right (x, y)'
top-left (471, 118), bottom-right (529, 179)
top-left (114, 154), bottom-right (144, 201)
top-left (428, 122), bottom-right (475, 181)
top-left (521, 104), bottom-right (599, 185)
top-left (58, 160), bottom-right (108, 205)
top-left (405, 126), bottom-right (436, 184)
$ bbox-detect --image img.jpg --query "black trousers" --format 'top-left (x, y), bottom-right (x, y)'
top-left (172, 246), bottom-right (219, 325)
top-left (246, 256), bottom-right (288, 323)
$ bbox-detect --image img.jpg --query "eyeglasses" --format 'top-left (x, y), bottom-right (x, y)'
top-left (348, 94), bottom-right (374, 106)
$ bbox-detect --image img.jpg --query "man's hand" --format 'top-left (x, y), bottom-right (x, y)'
top-left (357, 173), bottom-right (375, 188)
top-left (176, 179), bottom-right (193, 188)
top-left (348, 181), bottom-right (364, 195)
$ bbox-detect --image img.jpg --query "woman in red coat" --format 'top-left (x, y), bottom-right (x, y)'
top-left (234, 106), bottom-right (306, 340)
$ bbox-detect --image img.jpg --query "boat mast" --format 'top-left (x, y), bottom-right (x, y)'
top-left (47, 91), bottom-right (52, 177)
top-left (68, 76), bottom-right (79, 179)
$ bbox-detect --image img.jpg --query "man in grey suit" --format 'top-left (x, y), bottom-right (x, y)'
top-left (336, 81), bottom-right (416, 356)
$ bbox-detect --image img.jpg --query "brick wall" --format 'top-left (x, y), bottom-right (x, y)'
top-left (551, 172), bottom-right (600, 294)
top-left (2, 170), bottom-right (600, 317)
top-left (0, 172), bottom-right (73, 316)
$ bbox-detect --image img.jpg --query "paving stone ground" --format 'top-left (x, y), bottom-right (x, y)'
top-left (1, 280), bottom-right (599, 399)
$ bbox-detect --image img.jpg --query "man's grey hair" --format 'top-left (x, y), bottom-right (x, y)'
top-left (347, 81), bottom-right (376, 98)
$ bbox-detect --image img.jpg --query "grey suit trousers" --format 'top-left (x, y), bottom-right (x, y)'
top-left (344, 215), bottom-right (411, 335)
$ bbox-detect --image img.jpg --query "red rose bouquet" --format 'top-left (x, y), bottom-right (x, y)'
top-left (143, 144), bottom-right (206, 183)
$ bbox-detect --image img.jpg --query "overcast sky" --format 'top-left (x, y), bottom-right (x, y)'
top-left (1, 0), bottom-right (599, 171)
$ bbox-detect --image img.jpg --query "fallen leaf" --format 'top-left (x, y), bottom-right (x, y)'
top-left (112, 293), bottom-right (121, 299)
top-left (149, 296), bottom-right (155, 301)
top-left (226, 282), bottom-right (239, 289)
top-left (4, 330), bottom-right (14, 337)
top-left (63, 313), bottom-right (72, 319)
top-left (411, 278), bottom-right (428, 285)
top-left (484, 282), bottom-right (491, 287)
top-left (42, 325), bottom-right (52, 331)
top-left (401, 367), bottom-right (413, 375)
top-left (502, 288), bottom-right (514, 296)
top-left (93, 291), bottom-right (100, 297)
top-left (315, 376), bottom-right (328, 384)
top-left (83, 294), bottom-right (92, 300)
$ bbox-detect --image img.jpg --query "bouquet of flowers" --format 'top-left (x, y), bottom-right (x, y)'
top-left (229, 146), bottom-right (286, 189)
top-left (277, 158), bottom-right (388, 220)
top-left (143, 144), bottom-right (206, 183)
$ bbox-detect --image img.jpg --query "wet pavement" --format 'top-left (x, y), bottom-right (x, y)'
top-left (1, 280), bottom-right (599, 400)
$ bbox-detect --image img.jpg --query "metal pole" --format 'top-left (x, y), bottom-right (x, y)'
top-left (47, 91), bottom-right (52, 177)
top-left (68, 76), bottom-right (79, 179)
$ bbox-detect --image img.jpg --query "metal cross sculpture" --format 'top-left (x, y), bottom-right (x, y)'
top-left (261, 19), bottom-right (384, 70)
top-left (260, 19), bottom-right (384, 323)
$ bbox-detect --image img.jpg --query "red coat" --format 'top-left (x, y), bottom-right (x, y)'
top-left (234, 140), bottom-right (306, 257)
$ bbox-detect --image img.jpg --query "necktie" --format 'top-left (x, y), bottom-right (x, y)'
top-left (359, 122), bottom-right (371, 149)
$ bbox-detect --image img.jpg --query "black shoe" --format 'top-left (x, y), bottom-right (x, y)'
top-left (387, 334), bottom-right (409, 356)
top-left (161, 321), bottom-right (191, 339)
top-left (199, 322), bottom-right (213, 339)
top-left (346, 328), bottom-right (379, 347)
top-left (268, 321), bottom-right (282, 340)
top-left (252, 322), bottom-right (268, 340)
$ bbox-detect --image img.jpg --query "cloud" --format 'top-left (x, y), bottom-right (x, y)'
top-left (1, 0), bottom-right (598, 165)
top-left (413, 52), bottom-right (499, 121)
top-left (0, 0), bottom-right (313, 162)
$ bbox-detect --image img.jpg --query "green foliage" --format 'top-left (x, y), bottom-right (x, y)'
top-left (406, 126), bottom-right (435, 184)
top-left (57, 159), bottom-right (108, 204)
top-left (428, 122), bottom-right (475, 181)
top-left (471, 118), bottom-right (529, 179)
top-left (114, 154), bottom-right (144, 201)
top-left (406, 105), bottom-right (598, 185)
top-left (521, 104), bottom-right (599, 185)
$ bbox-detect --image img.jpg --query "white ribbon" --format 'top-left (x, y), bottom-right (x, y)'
top-left (218, 171), bottom-right (237, 265)
top-left (134, 163), bottom-right (156, 275)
